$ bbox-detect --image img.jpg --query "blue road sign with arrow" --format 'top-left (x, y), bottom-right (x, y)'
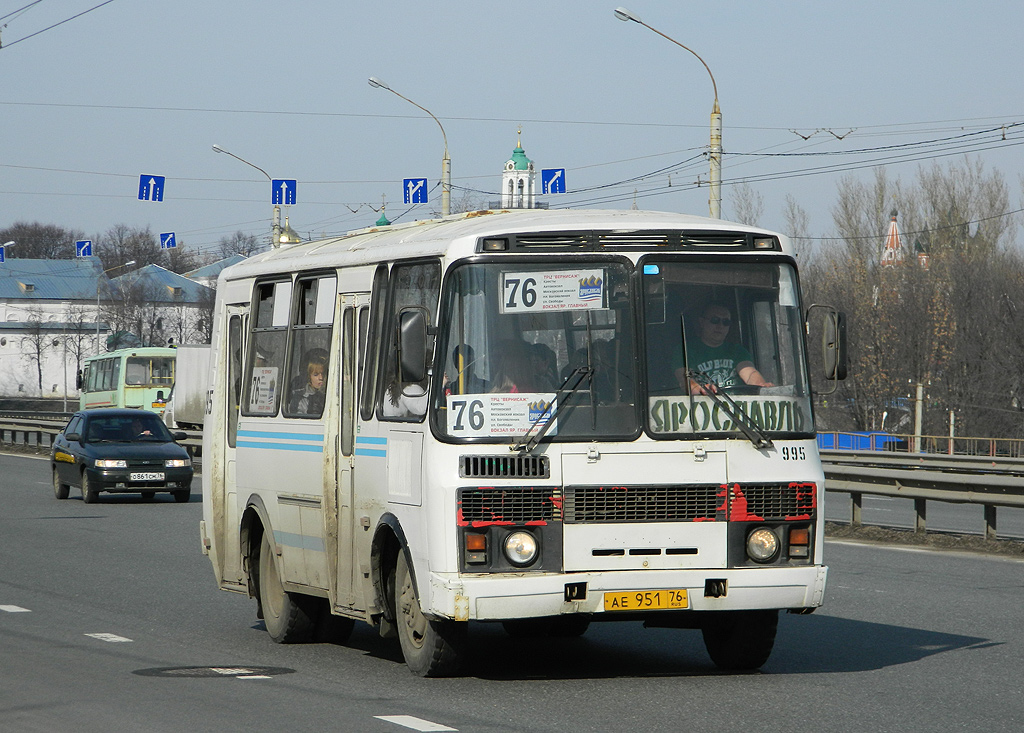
top-left (160, 232), bottom-right (176, 249)
top-left (76, 240), bottom-right (93, 257)
top-left (272, 179), bottom-right (297, 205)
top-left (138, 175), bottom-right (166, 202)
top-left (542, 168), bottom-right (566, 194)
top-left (0, 246), bottom-right (6, 264)
top-left (403, 178), bottom-right (428, 204)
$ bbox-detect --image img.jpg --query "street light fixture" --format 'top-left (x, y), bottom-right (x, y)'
top-left (368, 76), bottom-right (451, 217)
top-left (614, 7), bottom-right (722, 219)
top-left (96, 260), bottom-right (135, 354)
top-left (212, 144), bottom-right (285, 247)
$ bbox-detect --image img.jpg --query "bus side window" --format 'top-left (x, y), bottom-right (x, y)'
top-left (243, 280), bottom-right (291, 416)
top-left (284, 275), bottom-right (336, 419)
top-left (359, 265), bottom-right (389, 421)
top-left (379, 260), bottom-right (441, 421)
top-left (227, 314), bottom-right (243, 447)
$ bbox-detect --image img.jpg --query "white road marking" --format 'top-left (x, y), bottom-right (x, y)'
top-left (0, 605), bottom-right (31, 612)
top-left (84, 633), bottom-right (133, 642)
top-left (375, 715), bottom-right (458, 732)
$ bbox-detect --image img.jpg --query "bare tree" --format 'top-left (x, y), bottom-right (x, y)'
top-left (218, 231), bottom-right (263, 258)
top-left (728, 182), bottom-right (764, 226)
top-left (783, 194), bottom-right (812, 258)
top-left (21, 307), bottom-right (52, 395)
top-left (0, 222), bottom-right (86, 259)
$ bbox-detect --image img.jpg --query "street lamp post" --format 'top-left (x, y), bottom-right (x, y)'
top-left (368, 77), bottom-right (451, 217)
top-left (212, 144), bottom-right (284, 247)
top-left (1, 240), bottom-right (13, 262)
top-left (614, 7), bottom-right (722, 219)
top-left (96, 260), bottom-right (135, 354)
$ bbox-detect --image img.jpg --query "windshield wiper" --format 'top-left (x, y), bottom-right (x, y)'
top-left (511, 366), bottom-right (594, 454)
top-left (687, 369), bottom-right (773, 450)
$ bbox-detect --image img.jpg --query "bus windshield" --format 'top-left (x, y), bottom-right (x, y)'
top-left (125, 355), bottom-right (175, 386)
top-left (435, 260), bottom-right (638, 441)
top-left (642, 259), bottom-right (813, 438)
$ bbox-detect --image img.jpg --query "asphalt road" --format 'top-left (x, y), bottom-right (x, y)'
top-left (2, 452), bottom-right (1023, 732)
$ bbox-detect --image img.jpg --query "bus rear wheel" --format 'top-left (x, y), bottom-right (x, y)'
top-left (394, 551), bottom-right (465, 677)
top-left (701, 609), bottom-right (778, 671)
top-left (258, 534), bottom-right (316, 643)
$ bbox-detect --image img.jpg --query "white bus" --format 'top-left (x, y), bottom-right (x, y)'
top-left (200, 209), bottom-right (846, 676)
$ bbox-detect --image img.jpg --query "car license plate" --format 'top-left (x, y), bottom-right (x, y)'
top-left (604, 589), bottom-right (688, 611)
top-left (130, 472), bottom-right (164, 481)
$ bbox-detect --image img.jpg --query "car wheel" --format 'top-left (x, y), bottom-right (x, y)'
top-left (140, 491), bottom-right (156, 500)
top-left (81, 472), bottom-right (99, 504)
top-left (172, 489), bottom-right (190, 503)
top-left (53, 467), bottom-right (70, 500)
top-left (258, 533), bottom-right (315, 643)
top-left (394, 550), bottom-right (465, 677)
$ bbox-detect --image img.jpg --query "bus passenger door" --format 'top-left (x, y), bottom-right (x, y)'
top-left (334, 295), bottom-right (368, 610)
top-left (221, 307), bottom-right (247, 584)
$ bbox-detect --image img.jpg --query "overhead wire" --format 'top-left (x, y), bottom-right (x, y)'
top-left (0, 0), bottom-right (118, 49)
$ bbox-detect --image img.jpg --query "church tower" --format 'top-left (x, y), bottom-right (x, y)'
top-left (501, 130), bottom-right (537, 209)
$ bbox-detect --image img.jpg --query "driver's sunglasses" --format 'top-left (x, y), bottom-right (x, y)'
top-left (704, 316), bottom-right (731, 326)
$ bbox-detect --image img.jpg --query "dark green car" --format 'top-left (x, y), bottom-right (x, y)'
top-left (51, 408), bottom-right (193, 503)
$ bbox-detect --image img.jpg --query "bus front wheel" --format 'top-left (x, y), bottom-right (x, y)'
top-left (393, 551), bottom-right (465, 677)
top-left (258, 534), bottom-right (316, 644)
top-left (701, 609), bottom-right (778, 671)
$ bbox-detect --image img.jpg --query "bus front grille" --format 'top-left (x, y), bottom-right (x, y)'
top-left (459, 455), bottom-right (550, 479)
top-left (459, 487), bottom-right (561, 525)
top-left (564, 484), bottom-right (724, 523)
top-left (563, 482), bottom-right (817, 523)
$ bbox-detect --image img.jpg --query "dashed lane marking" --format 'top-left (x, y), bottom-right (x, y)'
top-left (375, 715), bottom-right (458, 732)
top-left (0, 605), bottom-right (31, 612)
top-left (84, 633), bottom-right (133, 643)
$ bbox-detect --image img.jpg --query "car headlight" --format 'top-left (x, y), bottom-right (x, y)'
top-left (94, 459), bottom-right (127, 469)
top-left (746, 527), bottom-right (780, 562)
top-left (503, 531), bottom-right (539, 567)
top-left (165, 459), bottom-right (191, 468)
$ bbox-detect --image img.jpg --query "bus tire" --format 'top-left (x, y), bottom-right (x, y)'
top-left (394, 551), bottom-right (465, 677)
top-left (81, 472), bottom-right (99, 504)
top-left (258, 534), bottom-right (315, 644)
top-left (701, 609), bottom-right (778, 671)
top-left (53, 467), bottom-right (70, 500)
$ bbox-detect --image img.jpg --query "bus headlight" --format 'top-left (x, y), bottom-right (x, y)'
top-left (503, 531), bottom-right (539, 567)
top-left (746, 527), bottom-right (780, 562)
top-left (95, 459), bottom-right (127, 468)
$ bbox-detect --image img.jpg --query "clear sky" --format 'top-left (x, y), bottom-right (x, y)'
top-left (2, 0), bottom-right (1022, 259)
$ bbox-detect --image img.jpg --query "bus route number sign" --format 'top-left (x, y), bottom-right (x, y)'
top-left (249, 367), bottom-right (279, 414)
top-left (447, 393), bottom-right (556, 437)
top-left (500, 269), bottom-right (605, 313)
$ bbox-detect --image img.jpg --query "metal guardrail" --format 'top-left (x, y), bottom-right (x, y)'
top-left (2, 415), bottom-right (1018, 540)
top-left (0, 415), bottom-right (202, 454)
top-left (821, 449), bottom-right (1024, 540)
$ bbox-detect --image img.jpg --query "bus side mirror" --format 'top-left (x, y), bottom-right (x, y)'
top-left (76, 370), bottom-right (83, 389)
top-left (398, 308), bottom-right (428, 383)
top-left (823, 310), bottom-right (848, 381)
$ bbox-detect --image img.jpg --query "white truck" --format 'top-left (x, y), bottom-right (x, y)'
top-left (163, 344), bottom-right (211, 430)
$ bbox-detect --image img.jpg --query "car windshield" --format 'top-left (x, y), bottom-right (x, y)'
top-left (84, 415), bottom-right (173, 443)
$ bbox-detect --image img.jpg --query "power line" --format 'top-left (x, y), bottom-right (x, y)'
top-left (0, 0), bottom-right (118, 49)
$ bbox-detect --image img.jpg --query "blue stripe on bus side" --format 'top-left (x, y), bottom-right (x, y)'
top-left (355, 436), bottom-right (387, 458)
top-left (237, 441), bottom-right (324, 453)
top-left (237, 430), bottom-right (324, 442)
top-left (273, 530), bottom-right (326, 553)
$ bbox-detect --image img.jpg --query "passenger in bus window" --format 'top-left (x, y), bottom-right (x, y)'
top-left (289, 349), bottom-right (328, 414)
top-left (443, 344), bottom-right (488, 395)
top-left (491, 340), bottom-right (552, 394)
top-left (674, 302), bottom-right (774, 393)
top-left (529, 343), bottom-right (558, 391)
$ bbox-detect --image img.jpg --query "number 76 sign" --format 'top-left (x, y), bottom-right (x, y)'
top-left (500, 269), bottom-right (605, 313)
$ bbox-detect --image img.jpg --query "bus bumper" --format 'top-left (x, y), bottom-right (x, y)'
top-left (427, 565), bottom-right (828, 622)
